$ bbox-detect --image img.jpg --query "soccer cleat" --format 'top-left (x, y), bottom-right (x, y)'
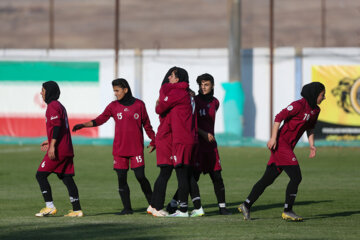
top-left (152, 209), bottom-right (169, 217)
top-left (190, 207), bottom-right (205, 217)
top-left (282, 211), bottom-right (303, 221)
top-left (64, 210), bottom-right (84, 217)
top-left (167, 210), bottom-right (189, 217)
top-left (166, 202), bottom-right (178, 214)
top-left (118, 208), bottom-right (134, 215)
top-left (238, 203), bottom-right (251, 220)
top-left (35, 207), bottom-right (57, 217)
top-left (147, 205), bottom-right (154, 215)
top-left (219, 207), bottom-right (232, 215)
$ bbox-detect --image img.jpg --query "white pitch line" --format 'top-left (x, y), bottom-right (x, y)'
top-left (0, 147), bottom-right (37, 154)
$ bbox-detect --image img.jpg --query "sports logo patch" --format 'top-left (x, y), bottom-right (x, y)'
top-left (124, 108), bottom-right (129, 112)
top-left (287, 105), bottom-right (293, 111)
top-left (134, 113), bottom-right (139, 119)
top-left (292, 157), bottom-right (297, 162)
top-left (50, 115), bottom-right (58, 120)
top-left (41, 161), bottom-right (45, 168)
top-left (164, 96), bottom-right (168, 102)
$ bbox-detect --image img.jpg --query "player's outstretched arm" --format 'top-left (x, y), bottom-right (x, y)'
top-left (72, 121), bottom-right (94, 132)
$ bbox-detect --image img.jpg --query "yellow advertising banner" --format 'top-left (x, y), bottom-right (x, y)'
top-left (312, 65), bottom-right (360, 140)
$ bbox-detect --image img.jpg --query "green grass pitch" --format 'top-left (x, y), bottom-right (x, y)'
top-left (0, 145), bottom-right (359, 240)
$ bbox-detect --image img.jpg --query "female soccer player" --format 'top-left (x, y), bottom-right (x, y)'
top-left (238, 82), bottom-right (326, 221)
top-left (148, 67), bottom-right (176, 217)
top-left (155, 67), bottom-right (202, 217)
top-left (193, 73), bottom-right (231, 215)
top-left (72, 78), bottom-right (155, 215)
top-left (150, 67), bottom-right (203, 217)
top-left (166, 73), bottom-right (231, 216)
top-left (35, 81), bottom-right (83, 217)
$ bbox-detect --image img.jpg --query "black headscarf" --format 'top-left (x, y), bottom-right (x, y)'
top-left (196, 73), bottom-right (214, 103)
top-left (301, 82), bottom-right (325, 109)
top-left (112, 78), bottom-right (136, 106)
top-left (42, 81), bottom-right (60, 104)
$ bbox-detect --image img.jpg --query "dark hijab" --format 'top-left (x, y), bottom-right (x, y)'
top-left (301, 82), bottom-right (325, 109)
top-left (112, 78), bottom-right (136, 106)
top-left (196, 73), bottom-right (214, 103)
top-left (42, 81), bottom-right (60, 104)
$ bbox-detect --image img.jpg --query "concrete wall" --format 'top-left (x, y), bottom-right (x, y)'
top-left (1, 47), bottom-right (359, 141)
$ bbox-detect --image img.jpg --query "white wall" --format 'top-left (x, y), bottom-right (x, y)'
top-left (2, 48), bottom-right (359, 141)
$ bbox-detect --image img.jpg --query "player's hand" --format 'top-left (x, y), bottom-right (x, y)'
top-left (267, 138), bottom-right (277, 150)
top-left (188, 88), bottom-right (195, 97)
top-left (72, 124), bottom-right (84, 132)
top-left (147, 145), bottom-right (156, 153)
top-left (40, 140), bottom-right (49, 152)
top-left (309, 145), bottom-right (316, 158)
top-left (48, 145), bottom-right (56, 160)
top-left (207, 133), bottom-right (215, 142)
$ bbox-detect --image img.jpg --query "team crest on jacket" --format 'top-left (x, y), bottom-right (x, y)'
top-left (164, 96), bottom-right (168, 101)
top-left (287, 105), bottom-right (293, 111)
top-left (134, 113), bottom-right (139, 119)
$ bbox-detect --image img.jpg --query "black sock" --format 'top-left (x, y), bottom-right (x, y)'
top-left (151, 166), bottom-right (173, 210)
top-left (189, 170), bottom-right (201, 209)
top-left (62, 176), bottom-right (81, 211)
top-left (116, 169), bottom-right (132, 210)
top-left (283, 165), bottom-right (302, 212)
top-left (210, 171), bottom-right (226, 205)
top-left (134, 166), bottom-right (152, 204)
top-left (175, 167), bottom-right (190, 212)
top-left (36, 171), bottom-right (53, 202)
top-left (246, 164), bottom-right (281, 209)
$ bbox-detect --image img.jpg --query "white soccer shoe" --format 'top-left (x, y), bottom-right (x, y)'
top-left (167, 210), bottom-right (189, 217)
top-left (152, 209), bottom-right (169, 217)
top-left (190, 207), bottom-right (205, 217)
top-left (147, 205), bottom-right (154, 215)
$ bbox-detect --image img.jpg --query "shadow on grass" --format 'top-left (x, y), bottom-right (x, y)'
top-left (88, 207), bottom-right (150, 216)
top-left (251, 200), bottom-right (333, 212)
top-left (311, 210), bottom-right (360, 219)
top-left (0, 223), bottom-right (168, 240)
top-left (201, 200), bottom-right (333, 216)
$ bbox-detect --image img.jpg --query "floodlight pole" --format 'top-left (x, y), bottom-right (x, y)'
top-left (269, 0), bottom-right (274, 137)
top-left (321, 0), bottom-right (326, 47)
top-left (114, 0), bottom-right (120, 78)
top-left (228, 0), bottom-right (241, 83)
top-left (49, 0), bottom-right (54, 49)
